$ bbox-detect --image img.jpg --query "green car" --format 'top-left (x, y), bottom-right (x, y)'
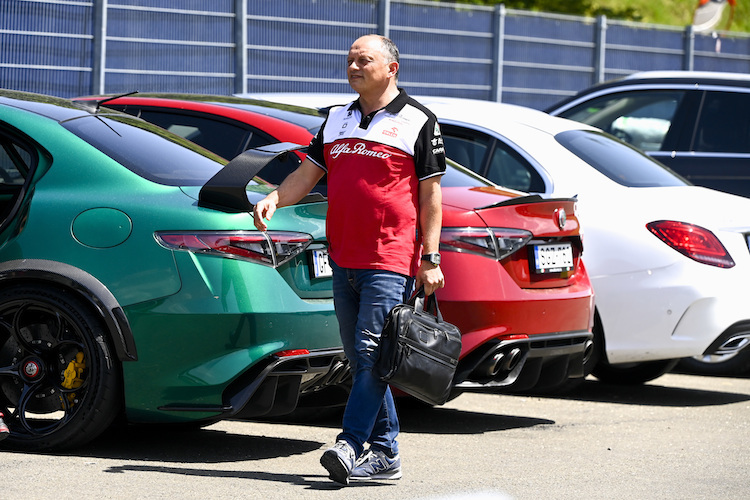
top-left (0, 90), bottom-right (346, 451)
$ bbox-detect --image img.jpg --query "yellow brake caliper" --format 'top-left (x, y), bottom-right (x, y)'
top-left (61, 352), bottom-right (86, 406)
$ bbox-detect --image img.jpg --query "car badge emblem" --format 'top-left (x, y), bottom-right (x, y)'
top-left (24, 360), bottom-right (41, 378)
top-left (554, 208), bottom-right (566, 230)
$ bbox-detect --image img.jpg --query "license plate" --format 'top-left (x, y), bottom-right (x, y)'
top-left (532, 242), bottom-right (573, 274)
top-left (311, 249), bottom-right (333, 278)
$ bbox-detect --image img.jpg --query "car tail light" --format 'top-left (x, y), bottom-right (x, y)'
top-left (155, 231), bottom-right (312, 268)
top-left (275, 349), bottom-right (310, 357)
top-left (647, 220), bottom-right (735, 268)
top-left (440, 227), bottom-right (532, 260)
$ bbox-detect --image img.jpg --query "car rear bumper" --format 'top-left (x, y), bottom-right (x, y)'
top-left (454, 330), bottom-right (594, 391)
top-left (121, 251), bottom-right (344, 422)
top-left (594, 259), bottom-right (750, 363)
top-left (157, 347), bottom-right (350, 418)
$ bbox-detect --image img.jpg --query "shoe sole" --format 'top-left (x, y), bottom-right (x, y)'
top-left (350, 468), bottom-right (403, 481)
top-left (320, 450), bottom-right (350, 485)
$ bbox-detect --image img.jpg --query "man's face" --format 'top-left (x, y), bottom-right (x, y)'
top-left (347, 37), bottom-right (396, 95)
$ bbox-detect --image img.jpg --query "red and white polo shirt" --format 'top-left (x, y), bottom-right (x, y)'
top-left (307, 89), bottom-right (446, 276)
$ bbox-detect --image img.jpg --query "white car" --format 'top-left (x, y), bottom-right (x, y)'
top-left (243, 92), bottom-right (750, 383)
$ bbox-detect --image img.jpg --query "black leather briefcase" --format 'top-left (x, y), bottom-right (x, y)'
top-left (376, 288), bottom-right (462, 406)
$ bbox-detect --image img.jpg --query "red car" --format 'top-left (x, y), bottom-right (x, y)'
top-left (76, 94), bottom-right (595, 394)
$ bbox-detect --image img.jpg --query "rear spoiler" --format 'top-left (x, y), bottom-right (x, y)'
top-left (478, 194), bottom-right (577, 210)
top-left (198, 142), bottom-right (324, 212)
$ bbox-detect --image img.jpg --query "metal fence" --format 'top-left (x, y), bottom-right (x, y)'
top-left (2, 0), bottom-right (749, 109)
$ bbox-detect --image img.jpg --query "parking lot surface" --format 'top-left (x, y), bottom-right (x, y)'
top-left (1, 372), bottom-right (748, 500)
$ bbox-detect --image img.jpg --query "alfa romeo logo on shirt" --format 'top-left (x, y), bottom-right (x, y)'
top-left (330, 142), bottom-right (392, 159)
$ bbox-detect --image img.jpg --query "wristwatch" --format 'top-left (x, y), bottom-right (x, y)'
top-left (421, 252), bottom-right (441, 267)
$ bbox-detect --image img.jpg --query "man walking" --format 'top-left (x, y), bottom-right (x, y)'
top-left (253, 34), bottom-right (446, 485)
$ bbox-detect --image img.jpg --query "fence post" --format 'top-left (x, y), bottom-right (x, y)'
top-left (491, 4), bottom-right (506, 102)
top-left (594, 15), bottom-right (607, 84)
top-left (683, 25), bottom-right (695, 71)
top-left (378, 0), bottom-right (391, 38)
top-left (235, 0), bottom-right (247, 94)
top-left (91, 0), bottom-right (107, 94)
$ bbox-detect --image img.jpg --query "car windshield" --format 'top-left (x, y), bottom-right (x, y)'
top-left (62, 113), bottom-right (229, 186)
top-left (556, 130), bottom-right (689, 188)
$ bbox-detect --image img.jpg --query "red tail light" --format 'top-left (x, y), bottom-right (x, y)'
top-left (275, 349), bottom-right (311, 357)
top-left (440, 227), bottom-right (532, 260)
top-left (155, 231), bottom-right (312, 268)
top-left (647, 220), bottom-right (735, 268)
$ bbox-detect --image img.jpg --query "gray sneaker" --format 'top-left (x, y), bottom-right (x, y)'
top-left (320, 440), bottom-right (356, 485)
top-left (350, 448), bottom-right (402, 481)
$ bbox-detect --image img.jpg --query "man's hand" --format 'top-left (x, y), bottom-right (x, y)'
top-left (415, 261), bottom-right (445, 296)
top-left (253, 195), bottom-right (277, 231)
top-left (252, 158), bottom-right (325, 231)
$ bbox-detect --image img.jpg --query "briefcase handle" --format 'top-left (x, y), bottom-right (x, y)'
top-left (407, 286), bottom-right (444, 322)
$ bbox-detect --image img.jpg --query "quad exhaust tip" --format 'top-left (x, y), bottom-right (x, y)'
top-left (485, 347), bottom-right (523, 377)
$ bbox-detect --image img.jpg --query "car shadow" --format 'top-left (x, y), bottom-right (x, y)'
top-left (2, 404), bottom-right (552, 466)
top-left (522, 377), bottom-right (750, 407)
top-left (14, 426), bottom-right (323, 463)
top-left (264, 403), bottom-right (554, 436)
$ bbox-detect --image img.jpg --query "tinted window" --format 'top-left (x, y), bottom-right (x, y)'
top-left (0, 138), bottom-right (29, 186)
top-left (441, 124), bottom-right (544, 192)
top-left (214, 102), bottom-right (325, 134)
top-left (0, 131), bottom-right (35, 225)
top-left (442, 162), bottom-right (490, 188)
top-left (110, 107), bottom-right (304, 186)
top-left (558, 91), bottom-right (684, 151)
top-left (62, 114), bottom-right (227, 186)
top-left (693, 91), bottom-right (750, 153)
top-left (556, 130), bottom-right (689, 187)
top-left (138, 110), bottom-right (260, 160)
top-left (442, 133), bottom-right (489, 171)
top-left (486, 143), bottom-right (545, 192)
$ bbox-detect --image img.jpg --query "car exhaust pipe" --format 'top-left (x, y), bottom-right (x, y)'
top-left (483, 346), bottom-right (523, 377)
top-left (713, 333), bottom-right (750, 356)
top-left (582, 339), bottom-right (595, 363)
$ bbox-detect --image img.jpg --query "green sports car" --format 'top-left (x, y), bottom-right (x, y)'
top-left (0, 90), bottom-right (346, 451)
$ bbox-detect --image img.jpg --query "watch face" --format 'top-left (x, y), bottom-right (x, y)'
top-left (423, 253), bottom-right (440, 265)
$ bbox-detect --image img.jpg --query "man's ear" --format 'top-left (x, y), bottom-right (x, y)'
top-left (388, 61), bottom-right (399, 78)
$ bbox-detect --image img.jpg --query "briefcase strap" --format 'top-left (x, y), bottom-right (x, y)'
top-left (407, 286), bottom-right (444, 322)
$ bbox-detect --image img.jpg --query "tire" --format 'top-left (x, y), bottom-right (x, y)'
top-left (677, 348), bottom-right (750, 376)
top-left (592, 358), bottom-right (679, 385)
top-left (0, 284), bottom-right (122, 451)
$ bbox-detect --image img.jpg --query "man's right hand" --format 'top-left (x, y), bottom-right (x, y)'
top-left (253, 196), bottom-right (277, 231)
top-left (251, 158), bottom-right (325, 231)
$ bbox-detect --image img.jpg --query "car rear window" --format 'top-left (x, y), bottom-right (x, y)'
top-left (213, 102), bottom-right (326, 134)
top-left (442, 161), bottom-right (490, 187)
top-left (556, 130), bottom-right (689, 188)
top-left (61, 113), bottom-right (228, 186)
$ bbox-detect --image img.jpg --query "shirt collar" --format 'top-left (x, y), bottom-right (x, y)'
top-left (348, 88), bottom-right (409, 128)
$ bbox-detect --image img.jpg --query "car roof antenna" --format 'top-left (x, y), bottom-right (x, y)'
top-left (94, 91), bottom-right (139, 112)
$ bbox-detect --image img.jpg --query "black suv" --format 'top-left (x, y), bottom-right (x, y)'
top-left (546, 71), bottom-right (750, 199)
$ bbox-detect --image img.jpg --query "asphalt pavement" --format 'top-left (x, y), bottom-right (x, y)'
top-left (1, 371), bottom-right (748, 500)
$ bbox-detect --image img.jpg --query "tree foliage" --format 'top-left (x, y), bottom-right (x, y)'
top-left (437, 0), bottom-right (642, 21)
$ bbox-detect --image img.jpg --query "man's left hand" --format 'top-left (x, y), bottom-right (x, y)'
top-left (415, 262), bottom-right (445, 296)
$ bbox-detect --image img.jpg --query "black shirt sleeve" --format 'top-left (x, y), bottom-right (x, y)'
top-left (414, 112), bottom-right (447, 180)
top-left (306, 118), bottom-right (328, 172)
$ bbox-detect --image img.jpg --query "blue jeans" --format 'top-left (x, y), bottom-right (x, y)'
top-left (330, 259), bottom-right (412, 458)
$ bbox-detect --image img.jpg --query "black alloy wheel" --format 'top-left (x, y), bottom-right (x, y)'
top-left (0, 285), bottom-right (121, 451)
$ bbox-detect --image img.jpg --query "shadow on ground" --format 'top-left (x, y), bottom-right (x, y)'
top-left (514, 376), bottom-right (750, 407)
